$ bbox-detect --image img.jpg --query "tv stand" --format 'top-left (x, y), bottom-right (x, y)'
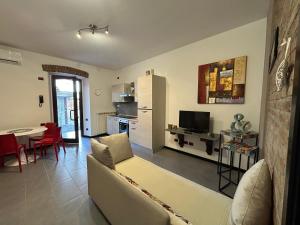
top-left (165, 127), bottom-right (219, 155)
top-left (183, 129), bottom-right (202, 134)
top-left (183, 130), bottom-right (193, 134)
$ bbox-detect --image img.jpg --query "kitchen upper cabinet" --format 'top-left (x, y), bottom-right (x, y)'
top-left (107, 116), bottom-right (119, 135)
top-left (112, 85), bottom-right (123, 103)
top-left (112, 83), bottom-right (133, 103)
top-left (137, 75), bottom-right (152, 109)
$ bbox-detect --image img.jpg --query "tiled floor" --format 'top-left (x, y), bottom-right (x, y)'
top-left (0, 137), bottom-right (235, 225)
top-left (0, 138), bottom-right (109, 225)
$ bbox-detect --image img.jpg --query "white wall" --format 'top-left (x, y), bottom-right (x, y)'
top-left (0, 18), bottom-right (267, 159)
top-left (89, 68), bottom-right (116, 135)
top-left (0, 45), bottom-right (115, 136)
top-left (115, 19), bottom-right (267, 160)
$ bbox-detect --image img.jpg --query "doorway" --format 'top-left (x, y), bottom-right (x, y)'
top-left (51, 75), bottom-right (83, 143)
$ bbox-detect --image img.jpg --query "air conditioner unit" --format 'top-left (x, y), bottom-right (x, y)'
top-left (0, 48), bottom-right (22, 65)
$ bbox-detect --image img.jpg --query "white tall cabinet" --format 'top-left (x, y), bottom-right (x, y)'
top-left (130, 74), bottom-right (166, 152)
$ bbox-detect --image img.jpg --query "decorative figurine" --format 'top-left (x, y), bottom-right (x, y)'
top-left (230, 113), bottom-right (252, 134)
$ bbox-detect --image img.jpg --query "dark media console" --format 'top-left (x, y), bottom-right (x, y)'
top-left (165, 127), bottom-right (219, 155)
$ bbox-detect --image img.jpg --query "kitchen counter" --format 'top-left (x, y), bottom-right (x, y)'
top-left (109, 114), bottom-right (138, 119)
top-left (107, 114), bottom-right (138, 136)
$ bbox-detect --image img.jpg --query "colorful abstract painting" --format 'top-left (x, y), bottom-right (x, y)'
top-left (198, 56), bottom-right (247, 104)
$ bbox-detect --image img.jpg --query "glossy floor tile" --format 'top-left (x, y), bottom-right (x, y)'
top-left (0, 137), bottom-right (235, 225)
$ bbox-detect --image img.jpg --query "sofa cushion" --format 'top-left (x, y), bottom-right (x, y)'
top-left (230, 159), bottom-right (272, 225)
top-left (116, 156), bottom-right (232, 225)
top-left (91, 139), bottom-right (115, 169)
top-left (116, 171), bottom-right (192, 224)
top-left (99, 133), bottom-right (133, 164)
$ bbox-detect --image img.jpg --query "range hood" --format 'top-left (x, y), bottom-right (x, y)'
top-left (112, 83), bottom-right (134, 103)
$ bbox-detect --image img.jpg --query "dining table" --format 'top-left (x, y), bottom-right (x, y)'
top-left (0, 126), bottom-right (47, 166)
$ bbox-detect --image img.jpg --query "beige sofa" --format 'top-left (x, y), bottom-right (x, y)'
top-left (88, 155), bottom-right (232, 225)
top-left (87, 133), bottom-right (272, 225)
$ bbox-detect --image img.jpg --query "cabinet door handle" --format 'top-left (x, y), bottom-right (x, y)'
top-left (131, 128), bottom-right (136, 130)
top-left (142, 111), bottom-right (147, 113)
top-left (142, 106), bottom-right (147, 109)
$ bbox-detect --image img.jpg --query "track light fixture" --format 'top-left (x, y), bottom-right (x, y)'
top-left (76, 31), bottom-right (82, 39)
top-left (77, 24), bottom-right (109, 39)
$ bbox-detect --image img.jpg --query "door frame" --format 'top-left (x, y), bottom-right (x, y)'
top-left (51, 75), bottom-right (83, 143)
top-left (78, 79), bottom-right (84, 136)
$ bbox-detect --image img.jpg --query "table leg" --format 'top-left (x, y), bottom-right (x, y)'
top-left (217, 150), bottom-right (221, 174)
top-left (217, 134), bottom-right (222, 173)
top-left (238, 153), bottom-right (242, 182)
top-left (229, 151), bottom-right (233, 182)
top-left (247, 156), bottom-right (250, 170)
top-left (218, 148), bottom-right (223, 191)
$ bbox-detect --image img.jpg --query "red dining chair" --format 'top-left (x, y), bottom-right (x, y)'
top-left (28, 122), bottom-right (57, 149)
top-left (0, 134), bottom-right (28, 172)
top-left (56, 128), bottom-right (66, 154)
top-left (29, 122), bottom-right (66, 153)
top-left (33, 127), bottom-right (64, 162)
top-left (41, 125), bottom-right (66, 155)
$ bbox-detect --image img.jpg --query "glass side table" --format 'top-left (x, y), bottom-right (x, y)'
top-left (217, 130), bottom-right (259, 198)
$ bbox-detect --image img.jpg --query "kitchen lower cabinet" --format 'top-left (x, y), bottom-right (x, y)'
top-left (129, 119), bottom-right (138, 144)
top-left (107, 116), bottom-right (119, 135)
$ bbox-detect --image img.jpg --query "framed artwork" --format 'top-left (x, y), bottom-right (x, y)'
top-left (198, 56), bottom-right (247, 104)
top-left (268, 27), bottom-right (279, 73)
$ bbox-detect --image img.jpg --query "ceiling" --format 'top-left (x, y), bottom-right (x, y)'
top-left (0, 0), bottom-right (269, 70)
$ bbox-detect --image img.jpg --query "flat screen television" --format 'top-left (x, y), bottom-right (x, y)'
top-left (179, 111), bottom-right (210, 133)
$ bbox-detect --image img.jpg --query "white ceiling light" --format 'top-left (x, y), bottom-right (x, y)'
top-left (105, 26), bottom-right (109, 35)
top-left (77, 24), bottom-right (109, 39)
top-left (76, 31), bottom-right (82, 39)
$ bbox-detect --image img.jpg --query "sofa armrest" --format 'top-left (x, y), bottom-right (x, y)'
top-left (87, 154), bottom-right (170, 225)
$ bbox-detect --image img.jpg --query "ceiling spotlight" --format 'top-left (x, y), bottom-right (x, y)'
top-left (77, 24), bottom-right (109, 39)
top-left (105, 26), bottom-right (109, 35)
top-left (76, 31), bottom-right (82, 39)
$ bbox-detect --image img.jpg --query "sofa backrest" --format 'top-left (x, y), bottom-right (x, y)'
top-left (87, 154), bottom-right (171, 225)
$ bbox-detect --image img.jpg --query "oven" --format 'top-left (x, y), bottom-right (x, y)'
top-left (119, 118), bottom-right (129, 136)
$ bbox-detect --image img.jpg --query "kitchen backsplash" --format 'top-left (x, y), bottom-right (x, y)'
top-left (115, 102), bottom-right (137, 116)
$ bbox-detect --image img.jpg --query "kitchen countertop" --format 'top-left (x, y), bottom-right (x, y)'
top-left (108, 114), bottom-right (138, 119)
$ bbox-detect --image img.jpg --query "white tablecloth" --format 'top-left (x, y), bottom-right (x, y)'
top-left (0, 126), bottom-right (47, 166)
top-left (0, 126), bottom-right (47, 137)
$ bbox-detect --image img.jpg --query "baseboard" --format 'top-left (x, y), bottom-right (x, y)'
top-left (164, 146), bottom-right (218, 164)
top-left (164, 146), bottom-right (246, 172)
